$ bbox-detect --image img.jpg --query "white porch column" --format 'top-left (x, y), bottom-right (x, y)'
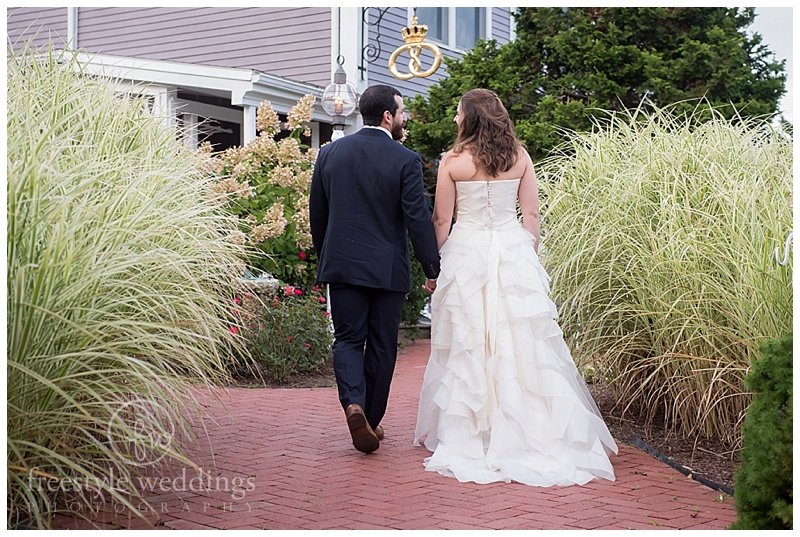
top-left (183, 113), bottom-right (199, 149)
top-left (67, 7), bottom-right (78, 50)
top-left (243, 104), bottom-right (257, 145)
top-left (332, 7), bottom-right (362, 135)
top-left (311, 122), bottom-right (320, 148)
top-left (151, 88), bottom-right (177, 129)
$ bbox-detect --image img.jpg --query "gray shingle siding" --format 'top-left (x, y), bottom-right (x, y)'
top-left (492, 7), bottom-right (513, 43)
top-left (8, 7), bottom-right (516, 97)
top-left (7, 7), bottom-right (68, 50)
top-left (77, 7), bottom-right (331, 87)
top-left (8, 7), bottom-right (331, 87)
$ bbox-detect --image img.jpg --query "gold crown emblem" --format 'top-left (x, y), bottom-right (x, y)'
top-left (401, 16), bottom-right (428, 44)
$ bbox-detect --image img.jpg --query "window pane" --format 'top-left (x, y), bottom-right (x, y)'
top-left (456, 7), bottom-right (485, 49)
top-left (417, 7), bottom-right (448, 43)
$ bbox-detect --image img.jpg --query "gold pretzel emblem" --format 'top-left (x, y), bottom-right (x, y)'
top-left (388, 43), bottom-right (443, 80)
top-left (387, 15), bottom-right (443, 81)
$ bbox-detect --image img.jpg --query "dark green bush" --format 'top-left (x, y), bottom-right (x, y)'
top-left (402, 237), bottom-right (430, 328)
top-left (731, 333), bottom-right (792, 529)
top-left (241, 284), bottom-right (332, 382)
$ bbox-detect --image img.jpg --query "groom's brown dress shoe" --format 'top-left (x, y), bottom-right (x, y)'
top-left (374, 425), bottom-right (384, 441)
top-left (345, 404), bottom-right (379, 454)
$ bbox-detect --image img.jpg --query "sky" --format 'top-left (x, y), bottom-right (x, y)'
top-left (749, 7), bottom-right (793, 122)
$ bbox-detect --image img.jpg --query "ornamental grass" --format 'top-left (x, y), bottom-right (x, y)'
top-left (539, 102), bottom-right (792, 447)
top-left (7, 46), bottom-right (249, 528)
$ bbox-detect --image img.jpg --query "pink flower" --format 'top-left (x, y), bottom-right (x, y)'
top-left (293, 288), bottom-right (303, 296)
top-left (298, 251), bottom-right (308, 261)
top-left (233, 297), bottom-right (242, 305)
top-left (318, 296), bottom-right (326, 304)
top-left (303, 343), bottom-right (311, 350)
top-left (323, 311), bottom-right (330, 318)
top-left (229, 326), bottom-right (239, 335)
top-left (284, 285), bottom-right (296, 296)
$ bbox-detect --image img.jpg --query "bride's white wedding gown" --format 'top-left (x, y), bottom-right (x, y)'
top-left (414, 178), bottom-right (618, 486)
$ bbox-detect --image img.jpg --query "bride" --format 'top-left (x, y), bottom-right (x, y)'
top-left (413, 88), bottom-right (618, 486)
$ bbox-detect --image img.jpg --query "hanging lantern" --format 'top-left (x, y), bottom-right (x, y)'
top-left (321, 58), bottom-right (358, 140)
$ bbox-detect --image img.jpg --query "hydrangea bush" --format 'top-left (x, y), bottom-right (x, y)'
top-left (211, 95), bottom-right (319, 290)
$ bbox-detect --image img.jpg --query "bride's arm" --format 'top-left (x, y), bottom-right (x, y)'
top-left (518, 149), bottom-right (541, 253)
top-left (433, 153), bottom-right (456, 250)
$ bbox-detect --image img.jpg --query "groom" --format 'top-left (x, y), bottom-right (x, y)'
top-left (309, 85), bottom-right (440, 454)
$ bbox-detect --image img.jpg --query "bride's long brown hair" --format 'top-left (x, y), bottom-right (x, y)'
top-left (451, 89), bottom-right (521, 177)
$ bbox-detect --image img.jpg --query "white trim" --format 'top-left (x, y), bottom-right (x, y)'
top-left (487, 7), bottom-right (493, 40)
top-left (330, 8), bottom-right (361, 84)
top-left (67, 7), bottom-right (78, 50)
top-left (106, 80), bottom-right (174, 127)
top-left (69, 51), bottom-right (336, 123)
top-left (183, 113), bottom-right (199, 149)
top-left (328, 7), bottom-right (360, 136)
top-left (160, 90), bottom-right (178, 129)
top-left (243, 105), bottom-right (257, 145)
top-left (341, 7), bottom-right (361, 135)
top-left (61, 51), bottom-right (345, 146)
top-left (358, 8), bottom-right (368, 88)
top-left (340, 8), bottom-right (361, 92)
top-left (448, 8), bottom-right (457, 49)
top-left (175, 99), bottom-right (242, 125)
top-left (330, 7), bottom-right (340, 79)
top-left (509, 7), bottom-right (517, 42)
top-left (311, 122), bottom-right (320, 148)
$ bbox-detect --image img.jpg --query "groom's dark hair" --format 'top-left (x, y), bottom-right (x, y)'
top-left (359, 85), bottom-right (402, 126)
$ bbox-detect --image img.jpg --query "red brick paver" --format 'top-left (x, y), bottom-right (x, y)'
top-left (52, 338), bottom-right (737, 530)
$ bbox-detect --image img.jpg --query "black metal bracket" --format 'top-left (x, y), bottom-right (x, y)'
top-left (359, 7), bottom-right (390, 80)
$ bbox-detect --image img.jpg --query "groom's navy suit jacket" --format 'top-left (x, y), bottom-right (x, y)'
top-left (309, 128), bottom-right (440, 293)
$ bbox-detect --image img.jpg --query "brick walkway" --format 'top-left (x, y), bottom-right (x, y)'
top-left (52, 338), bottom-right (737, 530)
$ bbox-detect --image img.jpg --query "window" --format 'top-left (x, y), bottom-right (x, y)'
top-left (416, 7), bottom-right (449, 43)
top-left (411, 7), bottom-right (489, 51)
top-left (456, 8), bottom-right (485, 50)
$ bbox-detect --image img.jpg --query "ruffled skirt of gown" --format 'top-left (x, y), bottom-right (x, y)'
top-left (413, 221), bottom-right (618, 486)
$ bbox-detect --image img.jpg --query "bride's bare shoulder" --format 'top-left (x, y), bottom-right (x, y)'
top-left (441, 149), bottom-right (465, 165)
top-left (442, 149), bottom-right (476, 176)
top-left (514, 145), bottom-right (533, 170)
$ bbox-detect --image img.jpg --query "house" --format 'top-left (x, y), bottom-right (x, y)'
top-left (7, 7), bottom-right (516, 150)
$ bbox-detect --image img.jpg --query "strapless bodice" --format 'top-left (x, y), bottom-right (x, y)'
top-left (454, 179), bottom-right (520, 230)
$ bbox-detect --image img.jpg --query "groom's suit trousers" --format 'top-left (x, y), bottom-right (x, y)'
top-left (328, 282), bottom-right (405, 429)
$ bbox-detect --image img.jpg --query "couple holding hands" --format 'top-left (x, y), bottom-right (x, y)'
top-left (309, 84), bottom-right (617, 487)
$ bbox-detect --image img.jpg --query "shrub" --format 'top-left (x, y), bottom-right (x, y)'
top-left (7, 47), bottom-right (249, 528)
top-left (538, 102), bottom-right (792, 446)
top-left (240, 285), bottom-right (333, 382)
top-left (211, 97), bottom-right (318, 289)
top-left (731, 333), bottom-right (792, 529)
top-left (401, 238), bottom-right (430, 328)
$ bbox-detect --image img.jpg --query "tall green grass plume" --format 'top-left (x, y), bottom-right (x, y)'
top-left (7, 45), bottom-right (250, 528)
top-left (539, 101), bottom-right (792, 447)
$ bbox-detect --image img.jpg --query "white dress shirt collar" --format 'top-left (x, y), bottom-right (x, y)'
top-left (362, 125), bottom-right (392, 138)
